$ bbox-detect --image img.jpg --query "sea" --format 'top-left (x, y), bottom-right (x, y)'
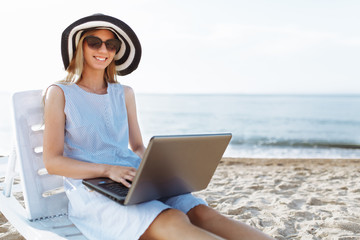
top-left (0, 92), bottom-right (359, 159)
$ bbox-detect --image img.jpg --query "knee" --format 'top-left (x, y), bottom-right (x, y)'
top-left (160, 208), bottom-right (191, 227)
top-left (187, 204), bottom-right (221, 225)
top-left (142, 208), bottom-right (191, 238)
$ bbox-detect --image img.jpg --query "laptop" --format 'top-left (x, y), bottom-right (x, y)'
top-left (82, 133), bottom-right (232, 205)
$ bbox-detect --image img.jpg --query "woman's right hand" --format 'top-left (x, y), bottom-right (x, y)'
top-left (106, 165), bottom-right (137, 188)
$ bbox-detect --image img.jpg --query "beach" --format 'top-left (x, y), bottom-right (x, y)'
top-left (1, 157), bottom-right (360, 239)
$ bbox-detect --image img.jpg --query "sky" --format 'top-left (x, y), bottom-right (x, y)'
top-left (1, 0), bottom-right (360, 94)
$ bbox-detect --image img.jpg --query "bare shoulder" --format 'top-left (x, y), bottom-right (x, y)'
top-left (44, 85), bottom-right (65, 108)
top-left (46, 85), bottom-right (64, 98)
top-left (122, 84), bottom-right (134, 95)
top-left (122, 85), bottom-right (135, 101)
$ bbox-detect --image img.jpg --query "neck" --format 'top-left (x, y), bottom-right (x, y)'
top-left (77, 69), bottom-right (107, 94)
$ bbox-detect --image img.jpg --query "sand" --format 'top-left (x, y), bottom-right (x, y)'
top-left (1, 157), bottom-right (360, 239)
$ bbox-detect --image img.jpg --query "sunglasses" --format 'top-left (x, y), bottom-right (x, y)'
top-left (84, 36), bottom-right (121, 52)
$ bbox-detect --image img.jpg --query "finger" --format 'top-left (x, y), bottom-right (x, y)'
top-left (120, 178), bottom-right (132, 188)
top-left (127, 167), bottom-right (137, 173)
top-left (123, 174), bottom-right (135, 182)
top-left (123, 168), bottom-right (136, 177)
top-left (127, 169), bottom-right (136, 177)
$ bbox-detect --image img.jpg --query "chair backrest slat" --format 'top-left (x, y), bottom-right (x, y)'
top-left (12, 90), bottom-right (68, 220)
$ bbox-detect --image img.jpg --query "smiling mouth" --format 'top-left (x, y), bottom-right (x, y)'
top-left (94, 56), bottom-right (107, 61)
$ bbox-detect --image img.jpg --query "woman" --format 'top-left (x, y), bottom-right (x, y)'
top-left (43, 14), bottom-right (273, 240)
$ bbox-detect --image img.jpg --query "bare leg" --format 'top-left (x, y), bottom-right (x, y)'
top-left (140, 208), bottom-right (224, 240)
top-left (187, 205), bottom-right (274, 240)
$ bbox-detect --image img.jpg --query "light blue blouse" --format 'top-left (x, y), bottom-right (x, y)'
top-left (56, 83), bottom-right (141, 169)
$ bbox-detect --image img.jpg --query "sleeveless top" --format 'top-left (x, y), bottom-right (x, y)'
top-left (55, 83), bottom-right (141, 169)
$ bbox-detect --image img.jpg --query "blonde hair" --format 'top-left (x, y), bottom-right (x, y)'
top-left (60, 29), bottom-right (118, 84)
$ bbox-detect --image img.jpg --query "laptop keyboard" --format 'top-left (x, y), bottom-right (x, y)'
top-left (101, 183), bottom-right (129, 197)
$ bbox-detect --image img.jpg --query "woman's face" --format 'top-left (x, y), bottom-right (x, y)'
top-left (82, 29), bottom-right (117, 72)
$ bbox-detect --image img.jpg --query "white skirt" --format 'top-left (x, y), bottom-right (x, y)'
top-left (65, 179), bottom-right (207, 240)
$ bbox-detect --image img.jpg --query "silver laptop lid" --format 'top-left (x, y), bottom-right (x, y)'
top-left (125, 133), bottom-right (232, 205)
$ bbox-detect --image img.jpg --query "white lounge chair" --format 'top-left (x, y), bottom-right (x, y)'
top-left (0, 90), bottom-right (86, 239)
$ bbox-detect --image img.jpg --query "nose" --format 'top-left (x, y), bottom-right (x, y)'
top-left (98, 42), bottom-right (108, 52)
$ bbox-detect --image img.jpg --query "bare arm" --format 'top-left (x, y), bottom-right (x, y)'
top-left (43, 85), bottom-right (135, 187)
top-left (123, 85), bottom-right (146, 158)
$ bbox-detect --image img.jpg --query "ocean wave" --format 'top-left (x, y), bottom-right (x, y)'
top-left (230, 137), bottom-right (360, 150)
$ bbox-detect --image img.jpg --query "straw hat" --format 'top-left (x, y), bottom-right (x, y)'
top-left (61, 13), bottom-right (141, 76)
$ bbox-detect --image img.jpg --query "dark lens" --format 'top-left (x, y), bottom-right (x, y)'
top-left (85, 36), bottom-right (102, 49)
top-left (105, 39), bottom-right (121, 52)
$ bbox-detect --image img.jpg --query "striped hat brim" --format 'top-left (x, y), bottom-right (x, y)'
top-left (61, 14), bottom-right (141, 76)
